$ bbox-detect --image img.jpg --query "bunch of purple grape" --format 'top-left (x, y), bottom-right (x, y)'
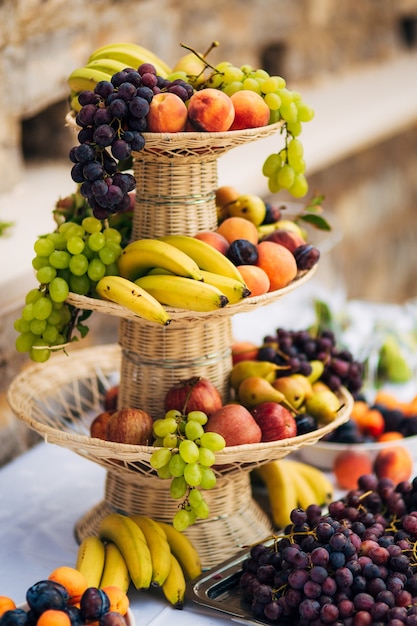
top-left (258, 328), bottom-right (364, 395)
top-left (70, 63), bottom-right (194, 219)
top-left (240, 474), bottom-right (417, 625)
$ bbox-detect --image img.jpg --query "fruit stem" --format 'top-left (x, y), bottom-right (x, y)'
top-left (179, 42), bottom-right (219, 73)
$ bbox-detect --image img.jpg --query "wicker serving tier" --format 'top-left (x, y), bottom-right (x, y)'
top-left (7, 343), bottom-right (353, 568)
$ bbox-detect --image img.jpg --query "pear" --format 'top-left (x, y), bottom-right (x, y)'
top-left (237, 376), bottom-right (286, 409)
top-left (230, 360), bottom-right (280, 392)
top-left (378, 336), bottom-right (412, 383)
top-left (290, 373), bottom-right (313, 398)
top-left (227, 194), bottom-right (267, 227)
top-left (307, 360), bottom-right (325, 384)
top-left (272, 376), bottom-right (305, 409)
top-left (304, 389), bottom-right (341, 425)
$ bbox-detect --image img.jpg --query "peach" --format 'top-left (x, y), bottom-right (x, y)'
top-left (194, 230), bottom-right (229, 255)
top-left (216, 185), bottom-right (241, 222)
top-left (48, 566), bottom-right (88, 605)
top-left (255, 241), bottom-right (298, 291)
top-left (236, 265), bottom-right (270, 296)
top-left (0, 597), bottom-right (16, 618)
top-left (229, 90), bottom-right (271, 131)
top-left (231, 341), bottom-right (259, 364)
top-left (333, 450), bottom-right (373, 490)
top-left (377, 432), bottom-right (404, 442)
top-left (146, 92), bottom-right (188, 132)
top-left (187, 88), bottom-right (235, 132)
top-left (216, 216), bottom-right (258, 246)
top-left (37, 610), bottom-right (71, 626)
top-left (373, 445), bottom-right (413, 484)
top-left (101, 585), bottom-right (129, 615)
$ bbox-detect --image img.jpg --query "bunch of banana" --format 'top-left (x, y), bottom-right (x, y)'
top-left (253, 458), bottom-right (334, 529)
top-left (96, 236), bottom-right (251, 319)
top-left (74, 512), bottom-right (202, 609)
top-left (68, 42), bottom-right (171, 110)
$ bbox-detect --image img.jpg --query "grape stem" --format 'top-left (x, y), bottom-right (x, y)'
top-left (179, 41), bottom-right (220, 74)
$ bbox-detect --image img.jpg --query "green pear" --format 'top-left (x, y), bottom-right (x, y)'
top-left (304, 390), bottom-right (341, 425)
top-left (227, 194), bottom-right (267, 227)
top-left (307, 360), bottom-right (325, 384)
top-left (272, 376), bottom-right (305, 409)
top-left (237, 376), bottom-right (286, 409)
top-left (378, 336), bottom-right (412, 383)
top-left (230, 360), bottom-right (280, 392)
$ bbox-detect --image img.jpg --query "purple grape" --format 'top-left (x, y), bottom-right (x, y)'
top-left (93, 124), bottom-right (116, 147)
top-left (94, 81), bottom-right (115, 98)
top-left (129, 96), bottom-right (150, 118)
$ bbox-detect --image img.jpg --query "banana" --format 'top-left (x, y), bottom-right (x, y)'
top-left (199, 269), bottom-right (251, 304)
top-left (98, 513), bottom-right (153, 590)
top-left (284, 458), bottom-right (334, 506)
top-left (85, 58), bottom-right (130, 75)
top-left (155, 521), bottom-right (202, 581)
top-left (290, 466), bottom-right (322, 511)
top-left (159, 235), bottom-right (246, 285)
top-left (95, 275), bottom-right (172, 326)
top-left (118, 239), bottom-right (204, 282)
top-left (100, 541), bottom-right (131, 593)
top-left (88, 43), bottom-right (171, 78)
top-left (75, 535), bottom-right (106, 588)
top-left (135, 274), bottom-right (228, 312)
top-left (161, 553), bottom-right (186, 609)
top-left (67, 67), bottom-right (113, 93)
top-left (130, 515), bottom-right (172, 587)
top-left (253, 461), bottom-right (298, 529)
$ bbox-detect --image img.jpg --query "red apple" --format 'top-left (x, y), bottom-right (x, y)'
top-left (231, 341), bottom-right (259, 364)
top-left (90, 411), bottom-right (114, 440)
top-left (251, 402), bottom-right (297, 442)
top-left (164, 376), bottom-right (223, 416)
top-left (104, 385), bottom-right (119, 412)
top-left (205, 403), bottom-right (262, 446)
top-left (106, 408), bottom-right (154, 445)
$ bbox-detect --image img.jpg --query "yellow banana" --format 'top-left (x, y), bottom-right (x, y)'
top-left (130, 515), bottom-right (172, 587)
top-left (67, 67), bottom-right (112, 93)
top-left (253, 461), bottom-right (298, 529)
top-left (85, 58), bottom-right (130, 75)
top-left (95, 275), bottom-right (171, 326)
top-left (99, 541), bottom-right (131, 593)
top-left (118, 239), bottom-right (204, 282)
top-left (75, 535), bottom-right (106, 588)
top-left (98, 513), bottom-right (153, 590)
top-left (88, 43), bottom-right (171, 78)
top-left (135, 274), bottom-right (228, 312)
top-left (199, 269), bottom-right (251, 304)
top-left (161, 553), bottom-right (186, 609)
top-left (155, 521), bottom-right (202, 581)
top-left (159, 235), bottom-right (246, 284)
top-left (290, 466), bottom-right (321, 510)
top-left (284, 458), bottom-right (334, 506)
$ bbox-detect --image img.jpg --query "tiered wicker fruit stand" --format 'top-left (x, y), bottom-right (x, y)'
top-left (7, 123), bottom-right (353, 569)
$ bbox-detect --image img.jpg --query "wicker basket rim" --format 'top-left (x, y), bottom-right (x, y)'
top-left (7, 342), bottom-right (353, 460)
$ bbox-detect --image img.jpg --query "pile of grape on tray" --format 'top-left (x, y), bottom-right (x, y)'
top-left (239, 474), bottom-right (417, 625)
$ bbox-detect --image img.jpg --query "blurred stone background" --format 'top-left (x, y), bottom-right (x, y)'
top-left (1, 0), bottom-right (417, 462)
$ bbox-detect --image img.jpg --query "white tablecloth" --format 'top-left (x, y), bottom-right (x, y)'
top-left (0, 441), bottom-right (236, 625)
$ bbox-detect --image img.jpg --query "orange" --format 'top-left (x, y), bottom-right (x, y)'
top-left (0, 596), bottom-right (16, 618)
top-left (37, 610), bottom-right (71, 626)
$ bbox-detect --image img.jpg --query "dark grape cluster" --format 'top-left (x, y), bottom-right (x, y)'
top-left (70, 63), bottom-right (194, 219)
top-left (240, 474), bottom-right (417, 625)
top-left (258, 328), bottom-right (364, 396)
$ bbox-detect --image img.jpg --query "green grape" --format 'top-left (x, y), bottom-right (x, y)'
top-left (47, 308), bottom-right (62, 325)
top-left (200, 431), bottom-right (226, 452)
top-left (242, 77), bottom-right (261, 93)
top-left (48, 277), bottom-right (69, 303)
top-left (262, 153), bottom-right (281, 178)
top-left (198, 446), bottom-right (215, 467)
top-left (251, 68), bottom-right (270, 80)
top-left (168, 452), bottom-right (187, 477)
top-left (69, 274), bottom-right (90, 295)
top-left (165, 409), bottom-right (182, 421)
top-left (153, 436), bottom-right (164, 447)
top-left (240, 64), bottom-right (253, 75)
top-left (33, 296), bottom-right (52, 320)
top-left (32, 255), bottom-right (50, 271)
top-left (192, 499), bottom-right (210, 519)
top-left (98, 245), bottom-right (117, 265)
top-left (170, 476), bottom-right (188, 499)
top-left (153, 417), bottom-right (178, 439)
top-left (87, 258), bottom-right (106, 281)
top-left (280, 102), bottom-right (298, 123)
top-left (207, 72), bottom-right (224, 89)
top-left (222, 65), bottom-right (244, 83)
top-left (188, 487), bottom-right (203, 509)
top-left (296, 101), bottom-right (315, 122)
top-left (178, 439), bottom-right (199, 464)
top-left (103, 227), bottom-right (122, 244)
top-left (166, 70), bottom-right (188, 82)
top-left (287, 138), bottom-right (304, 164)
top-left (66, 236), bottom-right (85, 255)
top-left (268, 176), bottom-right (282, 194)
top-left (14, 317), bottom-right (30, 333)
top-left (69, 253), bottom-right (89, 276)
top-left (289, 173), bottom-right (308, 198)
top-left (25, 288), bottom-right (43, 305)
top-left (57, 303), bottom-right (72, 325)
top-left (150, 447), bottom-right (172, 470)
top-left (183, 462), bottom-right (202, 487)
top-left (34, 237), bottom-right (55, 257)
top-left (173, 508), bottom-right (191, 532)
top-left (199, 466), bottom-right (217, 490)
top-left (184, 420), bottom-right (204, 442)
top-left (264, 92), bottom-right (281, 111)
top-left (104, 262), bottom-right (120, 276)
top-left (277, 164), bottom-right (295, 189)
top-left (261, 76), bottom-right (281, 94)
top-left (82, 216), bottom-right (102, 234)
top-left (88, 232), bottom-right (106, 252)
top-left (223, 81), bottom-right (243, 97)
top-left (277, 88), bottom-right (294, 106)
top-left (22, 303), bottom-right (35, 321)
top-left (286, 121), bottom-right (302, 137)
top-left (157, 464), bottom-right (172, 479)
top-left (41, 323), bottom-right (59, 344)
top-left (82, 242), bottom-right (95, 260)
top-left (187, 410), bottom-right (208, 425)
top-left (37, 266), bottom-right (57, 284)
top-left (47, 232), bottom-right (67, 250)
top-left (30, 341), bottom-right (51, 363)
top-left (30, 318), bottom-right (47, 336)
top-left (49, 250), bottom-right (71, 270)
top-left (216, 61), bottom-right (233, 72)
top-left (163, 433), bottom-right (179, 448)
top-left (15, 331), bottom-right (35, 353)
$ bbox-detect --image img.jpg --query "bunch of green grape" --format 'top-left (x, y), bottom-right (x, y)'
top-left (149, 409), bottom-right (226, 531)
top-left (168, 60), bottom-right (314, 198)
top-left (14, 216), bottom-right (122, 363)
